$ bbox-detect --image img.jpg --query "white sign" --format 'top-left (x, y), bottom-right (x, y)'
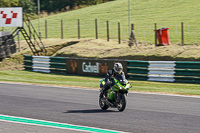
top-left (0, 7), bottom-right (23, 27)
top-left (82, 62), bottom-right (99, 73)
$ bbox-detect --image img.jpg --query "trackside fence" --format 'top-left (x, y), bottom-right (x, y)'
top-left (24, 55), bottom-right (200, 84)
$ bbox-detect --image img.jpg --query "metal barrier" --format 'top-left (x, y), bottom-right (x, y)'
top-left (174, 62), bottom-right (200, 83)
top-left (127, 60), bottom-right (200, 83)
top-left (24, 55), bottom-right (200, 83)
top-left (24, 55), bottom-right (66, 73)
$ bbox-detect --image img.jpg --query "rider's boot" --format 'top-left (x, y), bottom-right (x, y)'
top-left (101, 87), bottom-right (105, 93)
top-left (101, 86), bottom-right (108, 94)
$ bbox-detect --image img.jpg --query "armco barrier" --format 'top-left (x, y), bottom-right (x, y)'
top-left (24, 55), bottom-right (66, 73)
top-left (174, 62), bottom-right (200, 83)
top-left (127, 61), bottom-right (200, 83)
top-left (24, 55), bottom-right (200, 84)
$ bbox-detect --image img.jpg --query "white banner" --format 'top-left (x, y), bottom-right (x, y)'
top-left (0, 7), bottom-right (23, 27)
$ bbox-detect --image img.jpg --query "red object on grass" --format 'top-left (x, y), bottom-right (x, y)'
top-left (155, 28), bottom-right (170, 46)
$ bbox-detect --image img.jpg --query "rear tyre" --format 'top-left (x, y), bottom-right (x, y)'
top-left (99, 92), bottom-right (109, 110)
top-left (117, 94), bottom-right (126, 112)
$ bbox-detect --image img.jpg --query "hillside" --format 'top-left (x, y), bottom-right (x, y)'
top-left (1, 0), bottom-right (200, 70)
top-left (23, 0), bottom-right (200, 45)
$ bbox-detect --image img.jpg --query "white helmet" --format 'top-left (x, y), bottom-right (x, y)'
top-left (114, 63), bottom-right (123, 74)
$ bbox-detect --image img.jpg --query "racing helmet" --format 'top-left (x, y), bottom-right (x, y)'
top-left (113, 63), bottom-right (123, 74)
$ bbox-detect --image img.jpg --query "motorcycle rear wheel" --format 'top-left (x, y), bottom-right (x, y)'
top-left (99, 92), bottom-right (109, 110)
top-left (117, 94), bottom-right (126, 112)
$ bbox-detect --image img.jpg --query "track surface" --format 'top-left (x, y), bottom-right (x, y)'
top-left (0, 82), bottom-right (200, 133)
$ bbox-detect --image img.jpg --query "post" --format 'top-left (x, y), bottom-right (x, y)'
top-left (107, 21), bottom-right (109, 41)
top-left (78, 19), bottom-right (80, 39)
top-left (155, 23), bottom-right (157, 46)
top-left (45, 20), bottom-right (47, 39)
top-left (181, 22), bottom-right (184, 46)
top-left (131, 24), bottom-right (134, 30)
top-left (18, 32), bottom-right (21, 52)
top-left (128, 0), bottom-right (131, 36)
top-left (129, 23), bottom-right (138, 47)
top-left (28, 21), bottom-right (31, 39)
top-left (38, 0), bottom-right (41, 37)
top-left (118, 22), bottom-right (121, 44)
top-left (129, 24), bottom-right (134, 47)
top-left (61, 20), bottom-right (63, 39)
top-left (95, 19), bottom-right (98, 39)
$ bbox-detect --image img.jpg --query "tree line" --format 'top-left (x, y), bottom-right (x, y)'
top-left (0, 0), bottom-right (114, 14)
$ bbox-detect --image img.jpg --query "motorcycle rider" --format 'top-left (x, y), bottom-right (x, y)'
top-left (102, 62), bottom-right (126, 92)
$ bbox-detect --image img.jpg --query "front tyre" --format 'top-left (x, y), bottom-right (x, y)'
top-left (99, 92), bottom-right (109, 110)
top-left (117, 94), bottom-right (126, 112)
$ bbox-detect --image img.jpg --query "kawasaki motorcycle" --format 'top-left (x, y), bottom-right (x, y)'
top-left (99, 76), bottom-right (131, 112)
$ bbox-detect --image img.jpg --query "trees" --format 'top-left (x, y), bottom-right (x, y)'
top-left (32, 0), bottom-right (73, 13)
top-left (19, 0), bottom-right (36, 14)
top-left (33, 0), bottom-right (114, 13)
top-left (0, 0), bottom-right (19, 7)
top-left (0, 0), bottom-right (36, 15)
top-left (0, 0), bottom-right (113, 14)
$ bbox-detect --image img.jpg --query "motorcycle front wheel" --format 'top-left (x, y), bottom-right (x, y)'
top-left (117, 94), bottom-right (126, 112)
top-left (99, 92), bottom-right (109, 110)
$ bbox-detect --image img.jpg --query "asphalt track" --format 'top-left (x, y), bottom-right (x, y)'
top-left (0, 82), bottom-right (200, 133)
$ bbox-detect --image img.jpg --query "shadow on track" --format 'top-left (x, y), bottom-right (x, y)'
top-left (64, 109), bottom-right (117, 113)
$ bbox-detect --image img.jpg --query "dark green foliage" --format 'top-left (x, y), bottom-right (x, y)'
top-left (19, 0), bottom-right (37, 14)
top-left (0, 0), bottom-right (113, 19)
top-left (0, 0), bottom-right (36, 15)
top-left (0, 0), bottom-right (113, 13)
top-left (32, 0), bottom-right (114, 13)
top-left (0, 0), bottom-right (19, 7)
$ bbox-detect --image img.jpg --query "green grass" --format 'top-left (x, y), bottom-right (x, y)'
top-left (0, 70), bottom-right (200, 96)
top-left (10, 0), bottom-right (197, 44)
top-left (4, 0), bottom-right (199, 44)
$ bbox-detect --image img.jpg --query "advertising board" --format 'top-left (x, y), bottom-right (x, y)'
top-left (66, 58), bottom-right (127, 77)
top-left (0, 7), bottom-right (23, 27)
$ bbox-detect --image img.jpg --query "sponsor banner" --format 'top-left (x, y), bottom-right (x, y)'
top-left (0, 7), bottom-right (23, 27)
top-left (66, 58), bottom-right (127, 77)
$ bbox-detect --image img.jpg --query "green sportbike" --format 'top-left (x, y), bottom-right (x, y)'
top-left (99, 76), bottom-right (131, 112)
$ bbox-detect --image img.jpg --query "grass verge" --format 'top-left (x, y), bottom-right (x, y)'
top-left (4, 0), bottom-right (200, 44)
top-left (0, 70), bottom-right (200, 96)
